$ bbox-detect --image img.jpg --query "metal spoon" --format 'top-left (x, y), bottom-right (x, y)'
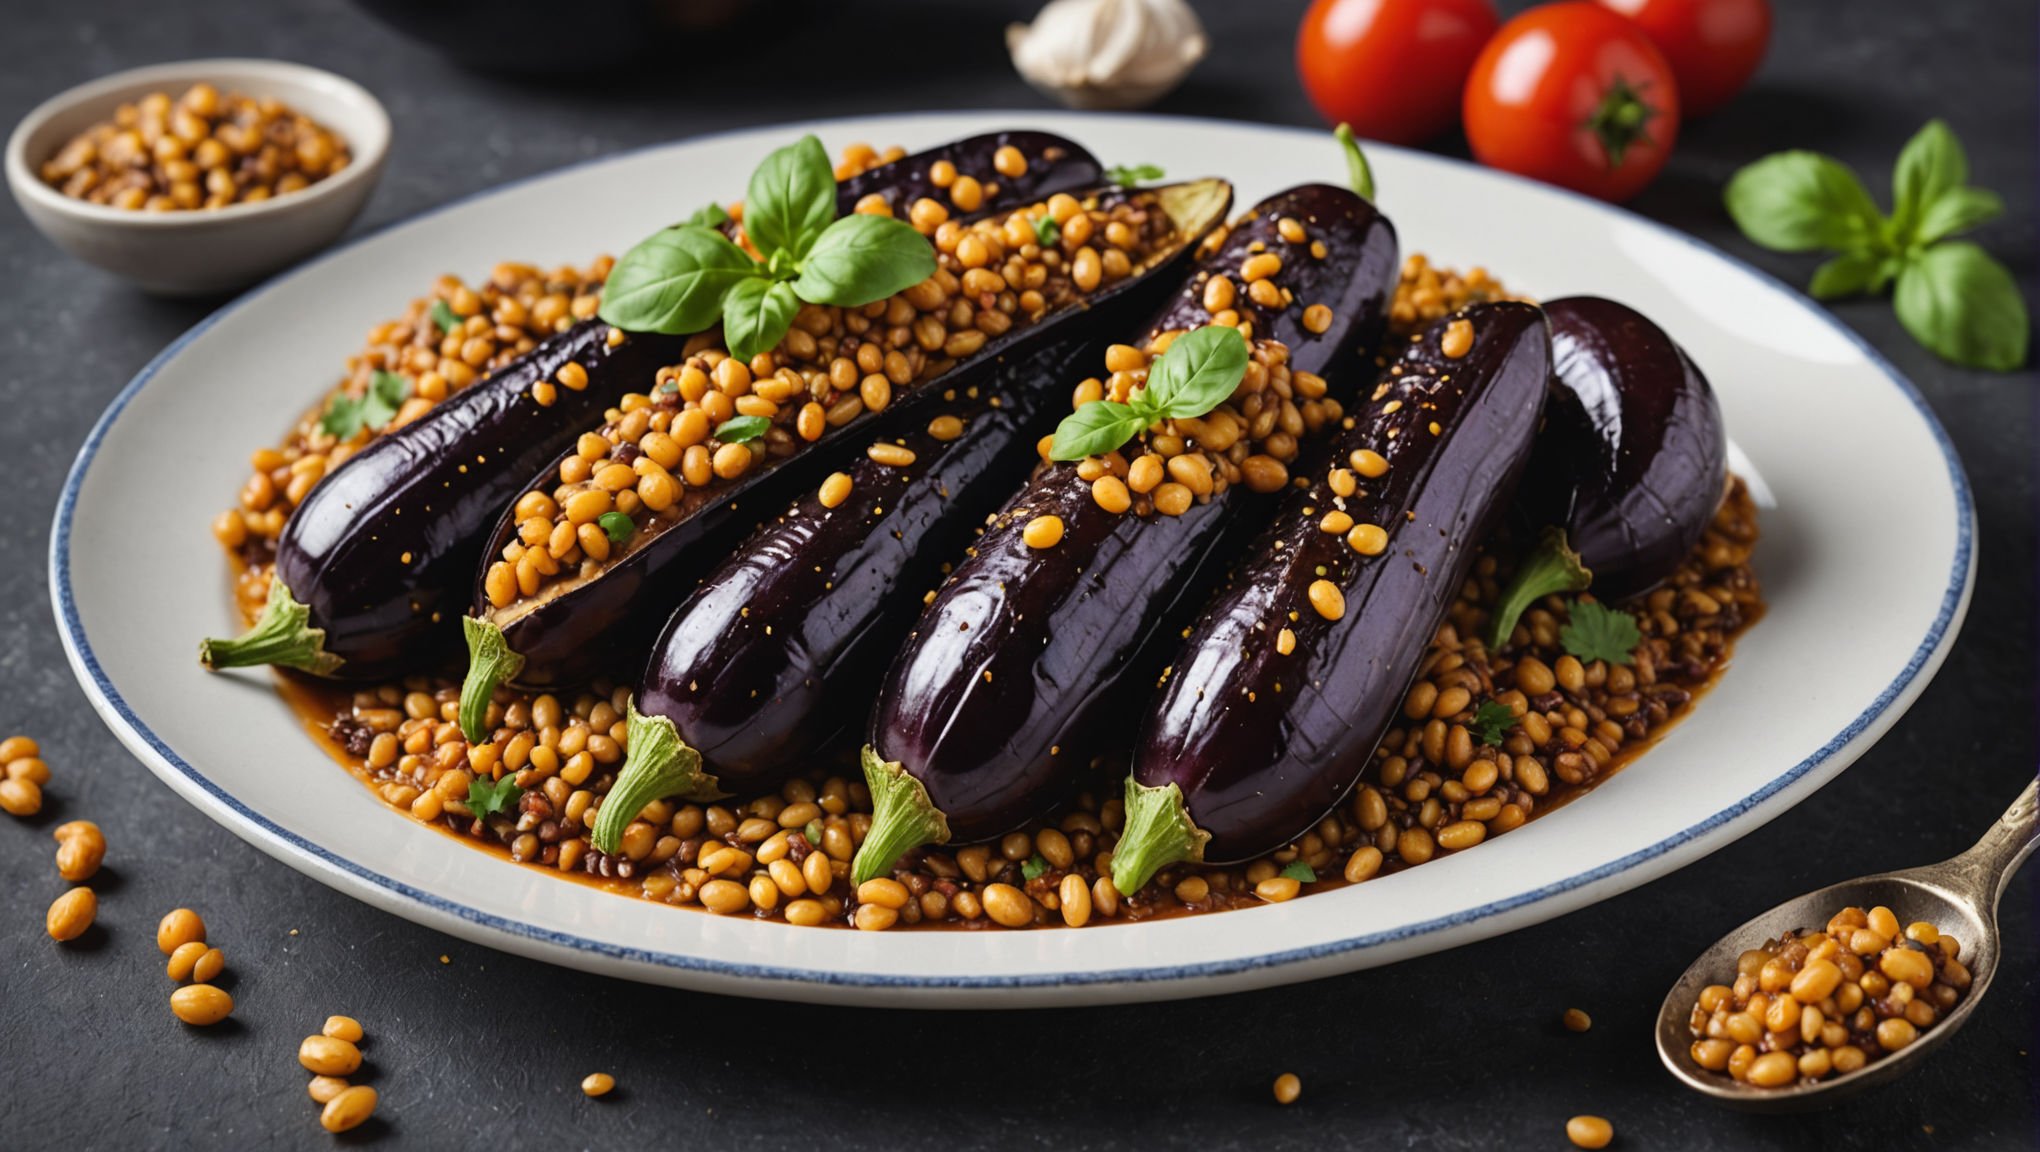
top-left (1655, 777), bottom-right (2037, 1111)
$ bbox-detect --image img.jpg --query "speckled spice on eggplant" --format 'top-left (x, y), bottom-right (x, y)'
top-left (833, 131), bottom-right (1100, 220)
top-left (1516, 296), bottom-right (1728, 601)
top-left (270, 320), bottom-right (690, 681)
top-left (479, 179), bottom-right (1236, 691)
top-left (868, 184), bottom-right (1400, 842)
top-left (636, 337), bottom-right (1093, 792)
top-left (1135, 301), bottom-right (1552, 862)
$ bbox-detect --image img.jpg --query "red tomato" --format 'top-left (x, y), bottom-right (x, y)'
top-left (1597, 0), bottom-right (1770, 118)
top-left (1297, 0), bottom-right (1502, 145)
top-left (1462, 2), bottom-right (1680, 203)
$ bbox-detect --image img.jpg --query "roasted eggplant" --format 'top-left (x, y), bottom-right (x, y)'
top-left (853, 184), bottom-right (1400, 885)
top-left (458, 178), bottom-right (1236, 730)
top-left (833, 131), bottom-right (1102, 220)
top-left (201, 320), bottom-right (692, 681)
top-left (1112, 302), bottom-right (1552, 892)
top-left (1484, 296), bottom-right (1727, 647)
top-left (584, 337), bottom-right (1092, 853)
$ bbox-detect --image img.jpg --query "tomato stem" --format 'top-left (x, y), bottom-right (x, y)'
top-left (1583, 73), bottom-right (1660, 169)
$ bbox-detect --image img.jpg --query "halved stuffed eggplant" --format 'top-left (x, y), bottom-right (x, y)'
top-left (1111, 302), bottom-right (1552, 893)
top-left (852, 183), bottom-right (1401, 885)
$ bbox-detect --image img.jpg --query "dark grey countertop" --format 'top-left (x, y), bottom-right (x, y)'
top-left (1, 1), bottom-right (2033, 1148)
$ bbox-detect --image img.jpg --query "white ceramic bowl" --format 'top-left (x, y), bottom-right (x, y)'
top-left (6, 58), bottom-right (390, 296)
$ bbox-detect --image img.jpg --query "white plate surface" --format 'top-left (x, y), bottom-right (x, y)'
top-left (53, 112), bottom-right (1974, 1007)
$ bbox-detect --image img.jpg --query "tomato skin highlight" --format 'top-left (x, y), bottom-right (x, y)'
top-left (1596, 0), bottom-right (1771, 118)
top-left (1297, 0), bottom-right (1501, 145)
top-left (1462, 1), bottom-right (1681, 203)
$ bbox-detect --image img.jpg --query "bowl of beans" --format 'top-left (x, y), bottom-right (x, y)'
top-left (5, 58), bottom-right (389, 296)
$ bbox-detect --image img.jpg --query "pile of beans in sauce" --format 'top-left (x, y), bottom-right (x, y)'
top-left (42, 83), bottom-right (349, 211)
top-left (251, 260), bottom-right (1763, 930)
top-left (1688, 905), bottom-right (1973, 1087)
top-left (483, 186), bottom-right (1187, 613)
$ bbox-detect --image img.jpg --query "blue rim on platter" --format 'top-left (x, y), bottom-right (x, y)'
top-left (50, 112), bottom-right (1975, 993)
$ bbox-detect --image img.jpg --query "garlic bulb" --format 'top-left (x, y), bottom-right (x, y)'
top-left (1007, 0), bottom-right (1208, 111)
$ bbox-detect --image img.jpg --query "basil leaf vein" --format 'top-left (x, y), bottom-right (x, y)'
top-left (792, 214), bottom-right (938, 308)
top-left (1143, 325), bottom-right (1250, 419)
top-left (597, 225), bottom-right (760, 335)
top-left (745, 134), bottom-right (836, 264)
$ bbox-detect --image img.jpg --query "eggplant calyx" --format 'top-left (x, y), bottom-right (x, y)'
top-left (589, 700), bottom-right (726, 855)
top-left (198, 577), bottom-right (344, 676)
top-left (1485, 527), bottom-right (1594, 651)
top-left (458, 617), bottom-right (528, 745)
top-left (1108, 778), bottom-right (1211, 898)
top-left (850, 746), bottom-right (950, 887)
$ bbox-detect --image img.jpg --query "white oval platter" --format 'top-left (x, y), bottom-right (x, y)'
top-left (53, 111), bottom-right (1973, 1007)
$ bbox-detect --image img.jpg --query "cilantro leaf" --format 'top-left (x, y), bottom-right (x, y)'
top-left (319, 370), bottom-right (411, 440)
top-left (1468, 701), bottom-right (1515, 747)
top-left (466, 774), bottom-right (523, 824)
top-left (1279, 861), bottom-right (1316, 883)
top-left (1559, 600), bottom-right (1642, 666)
top-left (429, 299), bottom-right (464, 339)
top-left (1021, 854), bottom-right (1051, 881)
top-left (1105, 163), bottom-right (1164, 188)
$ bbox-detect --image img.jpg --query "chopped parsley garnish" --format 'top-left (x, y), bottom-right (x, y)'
top-left (1279, 861), bottom-right (1316, 883)
top-left (1560, 600), bottom-right (1642, 666)
top-left (1021, 854), bottom-right (1052, 881)
top-left (1104, 163), bottom-right (1165, 188)
top-left (597, 511), bottom-right (635, 543)
top-left (1467, 701), bottom-right (1516, 747)
top-left (319, 369), bottom-right (411, 440)
top-left (466, 774), bottom-right (523, 824)
top-left (429, 299), bottom-right (464, 339)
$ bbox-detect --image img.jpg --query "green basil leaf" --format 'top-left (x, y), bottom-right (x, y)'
top-left (1724, 151), bottom-right (1885, 254)
top-left (1916, 186), bottom-right (2004, 245)
top-left (1144, 325), bottom-right (1250, 420)
top-left (745, 134), bottom-right (837, 262)
top-left (1104, 163), bottom-right (1165, 188)
top-left (429, 299), bottom-right (464, 339)
top-left (1335, 123), bottom-right (1374, 202)
top-left (791, 214), bottom-right (937, 308)
top-left (686, 201), bottom-right (731, 228)
top-left (1808, 251), bottom-right (1887, 300)
top-left (597, 225), bottom-right (759, 334)
top-left (715, 415), bottom-right (772, 444)
top-left (722, 276), bottom-right (801, 364)
top-left (1893, 241), bottom-right (2030, 371)
top-left (1049, 400), bottom-right (1148, 461)
top-left (1891, 119), bottom-right (1966, 242)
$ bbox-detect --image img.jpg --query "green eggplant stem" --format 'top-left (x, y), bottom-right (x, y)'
top-left (1108, 778), bottom-right (1211, 898)
top-left (1335, 123), bottom-right (1375, 203)
top-left (1485, 527), bottom-right (1593, 651)
top-left (198, 576), bottom-right (343, 675)
top-left (458, 617), bottom-right (527, 745)
top-left (589, 699), bottom-right (724, 855)
top-left (849, 746), bottom-right (950, 886)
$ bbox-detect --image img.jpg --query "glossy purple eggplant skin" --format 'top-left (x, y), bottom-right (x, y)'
top-left (1516, 296), bottom-right (1727, 601)
top-left (636, 339), bottom-right (1089, 790)
top-left (834, 131), bottom-right (1100, 220)
top-left (273, 320), bottom-right (689, 680)
top-left (1136, 302), bottom-right (1551, 862)
top-left (481, 179), bottom-right (1235, 690)
top-left (868, 185), bottom-right (1400, 841)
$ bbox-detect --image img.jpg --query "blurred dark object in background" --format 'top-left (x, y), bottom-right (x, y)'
top-left (350, 0), bottom-right (754, 73)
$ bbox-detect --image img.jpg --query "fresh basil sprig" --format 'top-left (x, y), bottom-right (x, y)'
top-left (598, 135), bottom-right (936, 363)
top-left (1104, 163), bottom-right (1165, 188)
top-left (1725, 120), bottom-right (2027, 371)
top-left (1048, 326), bottom-right (1249, 461)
